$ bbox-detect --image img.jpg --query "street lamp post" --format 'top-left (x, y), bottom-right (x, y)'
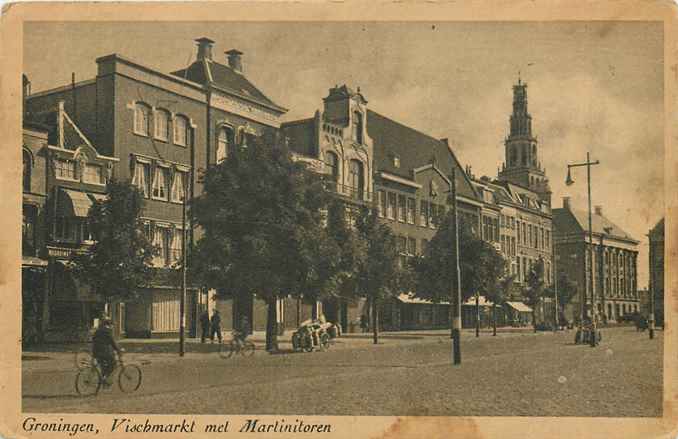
top-left (565, 152), bottom-right (600, 347)
top-left (450, 167), bottom-right (462, 364)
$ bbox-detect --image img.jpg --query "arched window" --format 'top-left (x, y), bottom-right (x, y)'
top-left (23, 149), bottom-right (31, 192)
top-left (134, 102), bottom-right (151, 136)
top-left (348, 159), bottom-right (364, 200)
top-left (352, 111), bottom-right (363, 144)
top-left (154, 108), bottom-right (170, 141)
top-left (325, 151), bottom-right (339, 183)
top-left (174, 115), bottom-right (189, 146)
top-left (216, 126), bottom-right (233, 163)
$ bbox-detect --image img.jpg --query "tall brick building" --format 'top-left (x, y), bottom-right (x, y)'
top-left (26, 37), bottom-right (287, 337)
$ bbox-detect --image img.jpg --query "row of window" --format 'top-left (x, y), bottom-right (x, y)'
top-left (515, 257), bottom-right (552, 285)
top-left (54, 158), bottom-right (105, 185)
top-left (132, 159), bottom-right (187, 203)
top-left (377, 190), bottom-right (446, 228)
top-left (516, 220), bottom-right (550, 250)
top-left (134, 103), bottom-right (191, 147)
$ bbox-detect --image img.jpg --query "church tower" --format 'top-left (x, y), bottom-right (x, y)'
top-left (498, 77), bottom-right (551, 205)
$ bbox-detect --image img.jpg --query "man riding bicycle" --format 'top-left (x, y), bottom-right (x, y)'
top-left (92, 317), bottom-right (123, 387)
top-left (233, 315), bottom-right (250, 349)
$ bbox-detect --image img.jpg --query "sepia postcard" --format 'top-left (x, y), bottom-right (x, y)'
top-left (1, 1), bottom-right (677, 438)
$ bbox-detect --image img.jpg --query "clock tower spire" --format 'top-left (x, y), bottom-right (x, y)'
top-left (498, 77), bottom-right (551, 205)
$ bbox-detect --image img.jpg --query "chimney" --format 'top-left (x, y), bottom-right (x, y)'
top-left (226, 49), bottom-right (243, 73)
top-left (595, 205), bottom-right (603, 216)
top-left (195, 37), bottom-right (215, 61)
top-left (563, 196), bottom-right (571, 210)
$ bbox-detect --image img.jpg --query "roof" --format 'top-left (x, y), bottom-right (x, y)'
top-left (172, 60), bottom-right (286, 112)
top-left (366, 110), bottom-right (478, 200)
top-left (552, 207), bottom-right (638, 243)
top-left (397, 293), bottom-right (449, 305)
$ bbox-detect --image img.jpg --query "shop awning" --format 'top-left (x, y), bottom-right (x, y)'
top-left (22, 256), bottom-right (48, 268)
top-left (463, 295), bottom-right (494, 307)
top-left (506, 301), bottom-right (532, 313)
top-left (59, 188), bottom-right (94, 217)
top-left (396, 293), bottom-right (449, 305)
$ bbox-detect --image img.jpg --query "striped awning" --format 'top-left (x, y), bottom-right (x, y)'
top-left (59, 188), bottom-right (94, 217)
top-left (506, 301), bottom-right (532, 313)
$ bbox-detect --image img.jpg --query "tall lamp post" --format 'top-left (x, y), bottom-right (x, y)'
top-left (565, 152), bottom-right (600, 347)
top-left (450, 167), bottom-right (462, 364)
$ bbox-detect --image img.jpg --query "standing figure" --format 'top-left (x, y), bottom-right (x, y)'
top-left (210, 309), bottom-right (222, 343)
top-left (360, 314), bottom-right (368, 333)
top-left (199, 309), bottom-right (210, 343)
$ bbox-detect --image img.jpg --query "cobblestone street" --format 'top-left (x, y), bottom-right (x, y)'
top-left (22, 327), bottom-right (662, 416)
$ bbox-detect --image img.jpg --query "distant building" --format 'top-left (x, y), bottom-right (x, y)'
top-left (648, 218), bottom-right (664, 326)
top-left (553, 198), bottom-right (640, 323)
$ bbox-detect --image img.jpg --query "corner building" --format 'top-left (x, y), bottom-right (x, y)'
top-left (26, 37), bottom-right (287, 337)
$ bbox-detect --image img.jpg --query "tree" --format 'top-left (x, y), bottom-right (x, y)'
top-left (545, 272), bottom-right (577, 326)
top-left (487, 274), bottom-right (515, 336)
top-left (523, 258), bottom-right (546, 332)
top-left (190, 135), bottom-right (331, 351)
top-left (413, 214), bottom-right (505, 335)
top-left (354, 206), bottom-right (407, 344)
top-left (71, 179), bottom-right (155, 304)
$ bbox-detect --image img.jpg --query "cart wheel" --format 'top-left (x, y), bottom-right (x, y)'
top-left (118, 364), bottom-right (142, 393)
top-left (75, 365), bottom-right (101, 396)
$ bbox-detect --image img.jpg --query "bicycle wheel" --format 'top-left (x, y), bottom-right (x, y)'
top-left (118, 364), bottom-right (142, 393)
top-left (74, 349), bottom-right (93, 370)
top-left (320, 333), bottom-right (330, 350)
top-left (75, 366), bottom-right (101, 396)
top-left (219, 341), bottom-right (236, 359)
top-left (242, 341), bottom-right (255, 357)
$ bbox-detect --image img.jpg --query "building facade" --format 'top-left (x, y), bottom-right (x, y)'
top-left (553, 198), bottom-right (640, 323)
top-left (26, 37), bottom-right (287, 337)
top-left (282, 84), bottom-right (483, 331)
top-left (648, 218), bottom-right (664, 327)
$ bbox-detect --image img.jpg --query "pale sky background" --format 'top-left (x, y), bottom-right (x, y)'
top-left (24, 21), bottom-right (664, 287)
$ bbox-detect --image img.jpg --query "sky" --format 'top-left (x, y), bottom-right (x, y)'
top-left (24, 21), bottom-right (664, 287)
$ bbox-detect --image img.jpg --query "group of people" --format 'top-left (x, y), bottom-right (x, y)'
top-left (199, 309), bottom-right (250, 346)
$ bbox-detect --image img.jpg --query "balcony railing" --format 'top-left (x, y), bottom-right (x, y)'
top-left (324, 181), bottom-right (374, 204)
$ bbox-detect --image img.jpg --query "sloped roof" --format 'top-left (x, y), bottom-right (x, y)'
top-left (172, 60), bottom-right (286, 112)
top-left (552, 207), bottom-right (638, 243)
top-left (367, 110), bottom-right (478, 200)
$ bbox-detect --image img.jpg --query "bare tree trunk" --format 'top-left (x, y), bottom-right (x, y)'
top-left (475, 294), bottom-right (480, 337)
top-left (266, 297), bottom-right (278, 352)
top-left (492, 303), bottom-right (497, 336)
top-left (372, 297), bottom-right (379, 344)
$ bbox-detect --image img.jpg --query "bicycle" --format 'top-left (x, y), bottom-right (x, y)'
top-left (219, 334), bottom-right (256, 359)
top-left (75, 353), bottom-right (142, 396)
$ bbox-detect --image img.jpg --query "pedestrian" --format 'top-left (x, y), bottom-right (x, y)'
top-left (199, 309), bottom-right (210, 343)
top-left (92, 317), bottom-right (123, 387)
top-left (360, 314), bottom-right (368, 333)
top-left (210, 309), bottom-right (222, 343)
